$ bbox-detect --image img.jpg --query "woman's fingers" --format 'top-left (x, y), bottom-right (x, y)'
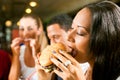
top-left (53, 69), bottom-right (64, 78)
top-left (49, 50), bottom-right (86, 80)
top-left (50, 57), bottom-right (69, 72)
top-left (59, 50), bottom-right (79, 66)
top-left (51, 50), bottom-right (78, 67)
top-left (30, 39), bottom-right (37, 59)
top-left (11, 38), bottom-right (23, 46)
top-left (11, 37), bottom-right (24, 56)
top-left (30, 38), bottom-right (40, 59)
top-left (12, 37), bottom-right (23, 43)
top-left (52, 51), bottom-right (69, 64)
top-left (51, 50), bottom-right (83, 73)
top-left (35, 58), bottom-right (53, 80)
top-left (30, 38), bottom-right (40, 53)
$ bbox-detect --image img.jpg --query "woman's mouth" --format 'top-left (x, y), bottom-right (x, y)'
top-left (71, 49), bottom-right (77, 57)
top-left (24, 38), bottom-right (31, 41)
top-left (67, 46), bottom-right (77, 57)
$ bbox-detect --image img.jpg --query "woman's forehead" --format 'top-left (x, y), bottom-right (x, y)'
top-left (72, 8), bottom-right (91, 29)
top-left (19, 17), bottom-right (37, 26)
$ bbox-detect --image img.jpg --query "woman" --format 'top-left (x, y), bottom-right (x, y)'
top-left (34, 14), bottom-right (89, 80)
top-left (9, 14), bottom-right (48, 80)
top-left (49, 1), bottom-right (120, 80)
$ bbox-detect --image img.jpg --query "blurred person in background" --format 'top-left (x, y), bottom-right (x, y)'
top-left (0, 49), bottom-right (11, 80)
top-left (8, 14), bottom-right (48, 80)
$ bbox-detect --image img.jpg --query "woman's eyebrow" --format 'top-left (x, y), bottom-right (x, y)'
top-left (77, 25), bottom-right (90, 32)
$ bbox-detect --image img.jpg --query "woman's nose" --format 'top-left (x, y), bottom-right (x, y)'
top-left (67, 30), bottom-right (75, 43)
top-left (23, 30), bottom-right (29, 37)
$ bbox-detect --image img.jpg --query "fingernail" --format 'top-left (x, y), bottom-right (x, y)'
top-left (59, 49), bottom-right (64, 53)
top-left (50, 56), bottom-right (53, 59)
top-left (52, 50), bottom-right (56, 54)
top-left (50, 56), bottom-right (54, 61)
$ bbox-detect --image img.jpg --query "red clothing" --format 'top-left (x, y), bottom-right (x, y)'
top-left (0, 50), bottom-right (11, 80)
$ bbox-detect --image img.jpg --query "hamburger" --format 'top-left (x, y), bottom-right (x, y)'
top-left (39, 43), bottom-right (66, 72)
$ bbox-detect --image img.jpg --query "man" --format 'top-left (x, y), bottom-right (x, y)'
top-left (47, 14), bottom-right (73, 80)
top-left (47, 14), bottom-right (72, 45)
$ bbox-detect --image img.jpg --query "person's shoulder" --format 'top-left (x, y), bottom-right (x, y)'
top-left (116, 76), bottom-right (120, 80)
top-left (0, 49), bottom-right (9, 57)
top-left (0, 49), bottom-right (11, 62)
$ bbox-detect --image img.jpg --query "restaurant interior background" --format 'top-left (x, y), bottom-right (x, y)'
top-left (0, 0), bottom-right (120, 52)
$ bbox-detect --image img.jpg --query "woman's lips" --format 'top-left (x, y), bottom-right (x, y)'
top-left (67, 46), bottom-right (77, 57)
top-left (71, 49), bottom-right (77, 57)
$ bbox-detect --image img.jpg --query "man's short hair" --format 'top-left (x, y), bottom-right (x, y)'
top-left (47, 14), bottom-right (72, 32)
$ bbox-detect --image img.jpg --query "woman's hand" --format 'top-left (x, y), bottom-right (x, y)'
top-left (30, 40), bottom-right (53, 80)
top-left (30, 33), bottom-right (41, 58)
top-left (50, 50), bottom-right (86, 80)
top-left (33, 52), bottom-right (53, 80)
top-left (35, 58), bottom-right (53, 80)
top-left (9, 37), bottom-right (22, 80)
top-left (11, 37), bottom-right (23, 57)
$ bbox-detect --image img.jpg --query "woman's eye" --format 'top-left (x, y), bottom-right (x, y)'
top-left (19, 28), bottom-right (24, 31)
top-left (76, 32), bottom-right (85, 36)
top-left (28, 27), bottom-right (33, 30)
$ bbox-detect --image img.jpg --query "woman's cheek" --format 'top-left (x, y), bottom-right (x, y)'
top-left (75, 37), bottom-right (89, 54)
top-left (29, 32), bottom-right (37, 39)
top-left (75, 40), bottom-right (89, 62)
top-left (19, 32), bottom-right (24, 38)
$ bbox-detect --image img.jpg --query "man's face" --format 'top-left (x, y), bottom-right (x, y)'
top-left (47, 23), bottom-right (72, 52)
top-left (47, 24), bottom-right (67, 44)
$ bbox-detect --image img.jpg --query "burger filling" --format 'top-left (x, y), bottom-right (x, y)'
top-left (42, 64), bottom-right (56, 72)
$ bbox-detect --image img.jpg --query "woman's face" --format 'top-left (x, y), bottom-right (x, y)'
top-left (19, 17), bottom-right (39, 39)
top-left (67, 8), bottom-right (92, 63)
